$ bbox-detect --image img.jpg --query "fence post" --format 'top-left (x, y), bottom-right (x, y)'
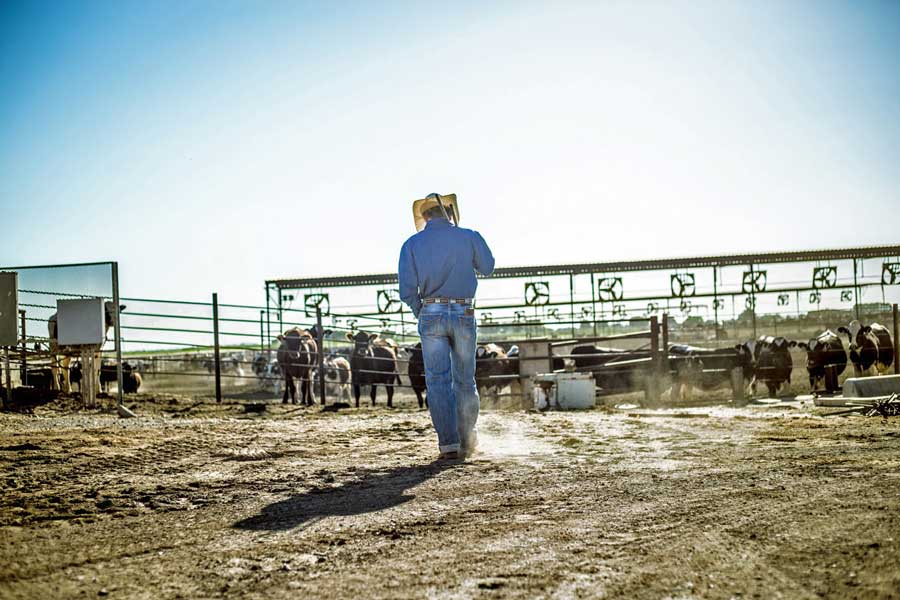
top-left (661, 313), bottom-right (669, 376)
top-left (19, 310), bottom-right (26, 385)
top-left (712, 266), bottom-right (720, 338)
top-left (749, 263), bottom-right (757, 339)
top-left (3, 346), bottom-right (10, 408)
top-left (894, 303), bottom-right (899, 375)
top-left (259, 310), bottom-right (265, 352)
top-left (212, 293), bottom-right (222, 403)
top-left (265, 284), bottom-right (272, 359)
top-left (568, 273), bottom-right (576, 338)
top-left (646, 316), bottom-right (660, 407)
top-left (112, 262), bottom-right (124, 408)
top-left (316, 307), bottom-right (326, 406)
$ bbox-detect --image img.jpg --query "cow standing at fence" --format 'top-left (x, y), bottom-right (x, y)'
top-left (405, 343), bottom-right (427, 409)
top-left (475, 343), bottom-right (516, 399)
top-left (122, 362), bottom-right (142, 394)
top-left (837, 320), bottom-right (895, 377)
top-left (797, 330), bottom-right (847, 392)
top-left (570, 345), bottom-right (643, 393)
top-left (99, 360), bottom-right (117, 392)
top-left (99, 360), bottom-right (142, 394)
top-left (667, 344), bottom-right (755, 401)
top-left (753, 336), bottom-right (795, 397)
top-left (327, 355), bottom-right (352, 400)
top-left (346, 332), bottom-right (400, 408)
top-left (313, 354), bottom-right (352, 401)
top-left (374, 337), bottom-right (401, 354)
top-left (253, 353), bottom-right (281, 394)
top-left (69, 361), bottom-right (82, 392)
top-left (252, 353), bottom-right (268, 378)
top-left (276, 328), bottom-right (318, 405)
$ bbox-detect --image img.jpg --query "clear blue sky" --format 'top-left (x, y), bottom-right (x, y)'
top-left (2, 0), bottom-right (899, 306)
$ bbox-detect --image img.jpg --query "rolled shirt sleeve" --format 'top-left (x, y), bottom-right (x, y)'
top-left (398, 240), bottom-right (422, 317)
top-left (472, 231), bottom-right (495, 276)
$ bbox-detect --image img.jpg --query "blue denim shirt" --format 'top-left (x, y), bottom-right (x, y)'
top-left (398, 218), bottom-right (495, 317)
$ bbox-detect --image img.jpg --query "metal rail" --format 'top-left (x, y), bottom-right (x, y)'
top-left (267, 244), bottom-right (900, 289)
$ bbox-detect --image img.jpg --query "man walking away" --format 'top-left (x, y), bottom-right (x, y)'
top-left (398, 193), bottom-right (495, 460)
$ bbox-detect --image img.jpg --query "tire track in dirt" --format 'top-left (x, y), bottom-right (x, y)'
top-left (2, 409), bottom-right (899, 598)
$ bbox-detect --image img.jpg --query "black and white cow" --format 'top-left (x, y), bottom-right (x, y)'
top-left (475, 343), bottom-right (512, 398)
top-left (797, 330), bottom-right (847, 392)
top-left (837, 320), bottom-right (895, 377)
top-left (753, 336), bottom-right (796, 396)
top-left (667, 344), bottom-right (755, 400)
top-left (346, 332), bottom-right (400, 408)
top-left (252, 353), bottom-right (281, 393)
top-left (570, 345), bottom-right (643, 393)
top-left (476, 343), bottom-right (530, 402)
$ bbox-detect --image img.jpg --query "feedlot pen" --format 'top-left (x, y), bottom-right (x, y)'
top-left (264, 244), bottom-right (900, 407)
top-left (4, 245), bottom-right (900, 409)
top-left (2, 402), bottom-right (900, 599)
top-left (3, 245), bottom-right (900, 598)
top-left (1, 246), bottom-right (900, 407)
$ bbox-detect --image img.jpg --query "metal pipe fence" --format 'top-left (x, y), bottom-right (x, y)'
top-left (4, 255), bottom-right (899, 411)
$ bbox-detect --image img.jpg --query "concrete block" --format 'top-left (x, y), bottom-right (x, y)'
top-left (843, 375), bottom-right (900, 398)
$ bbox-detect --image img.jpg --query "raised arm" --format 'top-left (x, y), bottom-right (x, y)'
top-left (398, 240), bottom-right (422, 317)
top-left (472, 231), bottom-right (495, 276)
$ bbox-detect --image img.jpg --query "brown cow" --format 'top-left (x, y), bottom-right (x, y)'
top-left (276, 328), bottom-right (318, 405)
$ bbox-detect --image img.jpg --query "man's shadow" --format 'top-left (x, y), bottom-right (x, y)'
top-left (233, 460), bottom-right (457, 531)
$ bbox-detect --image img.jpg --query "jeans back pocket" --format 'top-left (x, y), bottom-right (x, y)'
top-left (417, 313), bottom-right (443, 336)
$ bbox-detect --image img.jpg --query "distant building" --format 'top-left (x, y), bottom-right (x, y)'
top-left (854, 302), bottom-right (892, 314)
top-left (854, 303), bottom-right (893, 319)
top-left (806, 308), bottom-right (853, 321)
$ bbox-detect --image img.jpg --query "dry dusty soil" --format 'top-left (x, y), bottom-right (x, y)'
top-left (1, 394), bottom-right (899, 599)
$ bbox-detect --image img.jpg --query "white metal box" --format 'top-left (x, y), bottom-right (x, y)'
top-left (0, 272), bottom-right (17, 346)
top-left (57, 298), bottom-right (106, 346)
top-left (533, 372), bottom-right (596, 410)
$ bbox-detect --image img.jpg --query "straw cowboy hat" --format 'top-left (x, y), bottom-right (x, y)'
top-left (412, 193), bottom-right (459, 232)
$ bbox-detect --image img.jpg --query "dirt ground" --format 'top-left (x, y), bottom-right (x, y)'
top-left (1, 392), bottom-right (899, 599)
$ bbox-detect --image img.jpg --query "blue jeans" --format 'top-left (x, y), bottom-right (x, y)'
top-left (417, 302), bottom-right (480, 453)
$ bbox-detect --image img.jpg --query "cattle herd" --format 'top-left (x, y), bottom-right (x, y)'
top-left (21, 312), bottom-right (895, 407)
top-left (648, 319), bottom-right (892, 399)
top-left (269, 318), bottom-right (895, 409)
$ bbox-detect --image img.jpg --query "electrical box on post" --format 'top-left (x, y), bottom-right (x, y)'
top-left (0, 272), bottom-right (18, 346)
top-left (57, 298), bottom-right (106, 347)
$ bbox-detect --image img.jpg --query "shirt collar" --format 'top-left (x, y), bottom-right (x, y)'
top-left (425, 218), bottom-right (451, 229)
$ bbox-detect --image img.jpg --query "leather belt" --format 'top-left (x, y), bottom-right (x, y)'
top-left (423, 297), bottom-right (473, 305)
